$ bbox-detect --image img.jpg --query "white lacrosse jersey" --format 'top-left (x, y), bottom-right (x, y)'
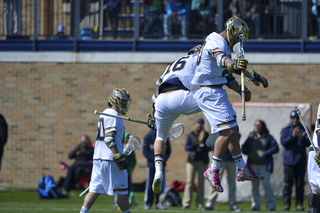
top-left (93, 108), bottom-right (125, 160)
top-left (156, 54), bottom-right (197, 93)
top-left (192, 32), bottom-right (231, 86)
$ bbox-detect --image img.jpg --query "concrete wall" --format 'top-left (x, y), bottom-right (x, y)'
top-left (0, 52), bottom-right (319, 189)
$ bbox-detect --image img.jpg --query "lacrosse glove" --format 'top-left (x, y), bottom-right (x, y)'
top-left (248, 70), bottom-right (268, 88)
top-left (236, 85), bottom-right (251, 102)
top-left (147, 114), bottom-right (156, 131)
top-left (315, 148), bottom-right (320, 168)
top-left (113, 153), bottom-right (128, 171)
top-left (227, 58), bottom-right (248, 73)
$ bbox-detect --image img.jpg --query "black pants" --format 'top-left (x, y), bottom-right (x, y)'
top-left (63, 164), bottom-right (89, 192)
top-left (0, 145), bottom-right (3, 172)
top-left (282, 164), bottom-right (306, 207)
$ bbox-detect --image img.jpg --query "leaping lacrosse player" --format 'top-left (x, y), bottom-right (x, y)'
top-left (191, 16), bottom-right (268, 193)
top-left (150, 43), bottom-right (253, 194)
top-left (307, 103), bottom-right (320, 212)
top-left (79, 88), bottom-right (132, 213)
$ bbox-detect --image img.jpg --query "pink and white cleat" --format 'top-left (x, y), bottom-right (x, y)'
top-left (203, 167), bottom-right (224, 192)
top-left (237, 164), bottom-right (265, 182)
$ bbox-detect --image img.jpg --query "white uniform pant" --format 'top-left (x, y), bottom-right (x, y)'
top-left (89, 160), bottom-right (128, 196)
top-left (195, 87), bottom-right (237, 134)
top-left (308, 148), bottom-right (320, 193)
top-left (155, 90), bottom-right (201, 142)
top-left (250, 164), bottom-right (276, 210)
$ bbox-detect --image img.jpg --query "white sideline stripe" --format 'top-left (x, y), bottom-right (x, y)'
top-left (0, 52), bottom-right (319, 64)
top-left (233, 102), bottom-right (311, 108)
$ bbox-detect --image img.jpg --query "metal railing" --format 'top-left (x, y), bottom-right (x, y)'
top-left (0, 0), bottom-right (317, 41)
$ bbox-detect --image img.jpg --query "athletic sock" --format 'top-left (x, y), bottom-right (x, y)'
top-left (232, 153), bottom-right (246, 169)
top-left (80, 206), bottom-right (89, 213)
top-left (211, 156), bottom-right (222, 169)
top-left (154, 154), bottom-right (163, 174)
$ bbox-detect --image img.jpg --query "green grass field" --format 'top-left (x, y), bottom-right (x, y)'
top-left (0, 188), bottom-right (309, 213)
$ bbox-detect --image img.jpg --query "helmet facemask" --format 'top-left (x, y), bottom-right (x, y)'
top-left (225, 17), bottom-right (249, 49)
top-left (109, 88), bottom-right (132, 115)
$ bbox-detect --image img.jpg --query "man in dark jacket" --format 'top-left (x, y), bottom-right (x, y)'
top-left (182, 117), bottom-right (210, 210)
top-left (0, 114), bottom-right (8, 172)
top-left (242, 119), bottom-right (279, 211)
top-left (280, 110), bottom-right (310, 211)
top-left (143, 129), bottom-right (171, 209)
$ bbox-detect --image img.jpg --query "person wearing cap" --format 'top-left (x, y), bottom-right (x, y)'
top-left (280, 109), bottom-right (310, 211)
top-left (51, 24), bottom-right (69, 39)
top-left (182, 117), bottom-right (211, 210)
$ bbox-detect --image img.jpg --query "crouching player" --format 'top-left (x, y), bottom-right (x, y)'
top-left (80, 88), bottom-right (132, 213)
top-left (308, 103), bottom-right (320, 213)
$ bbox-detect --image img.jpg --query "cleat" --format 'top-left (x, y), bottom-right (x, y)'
top-left (237, 164), bottom-right (265, 182)
top-left (204, 167), bottom-right (224, 192)
top-left (152, 173), bottom-right (163, 194)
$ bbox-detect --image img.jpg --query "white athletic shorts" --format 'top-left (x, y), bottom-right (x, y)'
top-left (155, 89), bottom-right (201, 142)
top-left (89, 160), bottom-right (128, 195)
top-left (195, 86), bottom-right (237, 134)
top-left (308, 147), bottom-right (320, 193)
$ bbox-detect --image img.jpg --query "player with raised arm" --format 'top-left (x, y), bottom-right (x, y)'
top-left (191, 17), bottom-right (268, 193)
top-left (80, 88), bottom-right (132, 213)
top-left (150, 45), bottom-right (251, 194)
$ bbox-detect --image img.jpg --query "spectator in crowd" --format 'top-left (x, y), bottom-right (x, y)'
top-left (0, 114), bottom-right (8, 172)
top-left (242, 120), bottom-right (279, 211)
top-left (182, 117), bottom-right (210, 210)
top-left (163, 0), bottom-right (190, 40)
top-left (63, 135), bottom-right (94, 192)
top-left (229, 0), bottom-right (261, 38)
top-left (143, 129), bottom-right (171, 210)
top-left (105, 0), bottom-right (122, 39)
top-left (312, 0), bottom-right (320, 39)
top-left (280, 110), bottom-right (310, 211)
top-left (3, 0), bottom-right (21, 36)
top-left (208, 0), bottom-right (232, 33)
top-left (51, 24), bottom-right (69, 39)
top-left (142, 0), bottom-right (164, 38)
top-left (114, 132), bottom-right (137, 209)
top-left (203, 133), bottom-right (242, 212)
top-left (189, 0), bottom-right (209, 38)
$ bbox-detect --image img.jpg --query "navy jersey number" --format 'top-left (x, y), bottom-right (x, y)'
top-left (96, 117), bottom-right (105, 142)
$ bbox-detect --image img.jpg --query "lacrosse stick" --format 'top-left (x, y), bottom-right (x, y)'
top-left (94, 110), bottom-right (185, 139)
top-left (239, 34), bottom-right (246, 121)
top-left (79, 135), bottom-right (142, 197)
top-left (296, 108), bottom-right (320, 154)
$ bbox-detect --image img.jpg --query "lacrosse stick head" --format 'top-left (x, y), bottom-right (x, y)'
top-left (233, 36), bottom-right (245, 59)
top-left (169, 123), bottom-right (185, 140)
top-left (123, 135), bottom-right (141, 156)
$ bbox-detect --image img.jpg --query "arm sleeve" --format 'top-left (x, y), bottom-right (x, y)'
top-left (142, 133), bottom-right (155, 161)
top-left (68, 147), bottom-right (78, 159)
top-left (280, 127), bottom-right (296, 147)
top-left (185, 133), bottom-right (198, 151)
top-left (264, 135), bottom-right (279, 156)
top-left (241, 136), bottom-right (251, 155)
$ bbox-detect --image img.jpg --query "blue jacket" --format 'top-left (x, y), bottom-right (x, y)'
top-left (185, 130), bottom-right (211, 164)
top-left (242, 133), bottom-right (279, 173)
top-left (143, 129), bottom-right (171, 168)
top-left (280, 123), bottom-right (310, 166)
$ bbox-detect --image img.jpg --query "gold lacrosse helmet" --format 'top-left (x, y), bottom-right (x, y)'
top-left (225, 16), bottom-right (249, 49)
top-left (109, 88), bottom-right (132, 115)
top-left (188, 45), bottom-right (202, 55)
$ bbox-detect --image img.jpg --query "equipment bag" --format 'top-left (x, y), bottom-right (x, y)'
top-left (38, 175), bottom-right (62, 199)
top-left (158, 186), bottom-right (182, 207)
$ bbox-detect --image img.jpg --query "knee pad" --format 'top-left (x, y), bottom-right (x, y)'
top-left (308, 193), bottom-right (320, 213)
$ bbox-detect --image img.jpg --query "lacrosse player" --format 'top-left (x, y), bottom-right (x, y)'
top-left (308, 103), bottom-right (320, 213)
top-left (151, 45), bottom-right (250, 194)
top-left (80, 88), bottom-right (132, 213)
top-left (191, 16), bottom-right (268, 192)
